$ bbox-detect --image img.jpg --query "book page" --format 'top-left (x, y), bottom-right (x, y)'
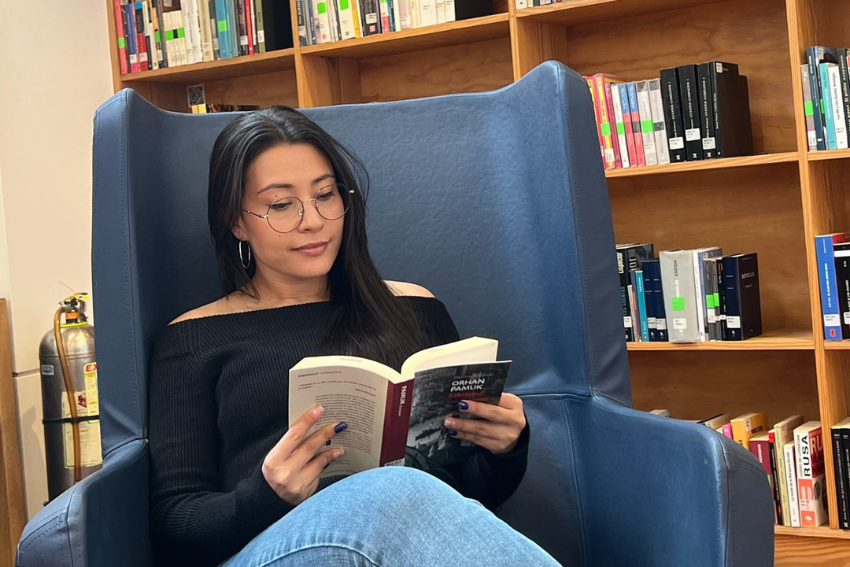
top-left (289, 363), bottom-right (390, 478)
top-left (400, 336), bottom-right (498, 380)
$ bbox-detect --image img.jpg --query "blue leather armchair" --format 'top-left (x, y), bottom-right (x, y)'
top-left (17, 61), bottom-right (774, 567)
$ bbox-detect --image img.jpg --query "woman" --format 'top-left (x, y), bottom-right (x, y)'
top-left (149, 106), bottom-right (560, 567)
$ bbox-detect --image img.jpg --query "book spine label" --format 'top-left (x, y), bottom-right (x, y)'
top-left (785, 442), bottom-right (801, 527)
top-left (801, 65), bottom-right (817, 151)
top-left (833, 427), bottom-right (849, 529)
top-left (379, 379), bottom-right (414, 466)
top-left (816, 235), bottom-right (844, 340)
top-left (627, 82), bottom-right (646, 166)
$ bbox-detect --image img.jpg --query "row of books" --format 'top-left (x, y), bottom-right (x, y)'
top-left (815, 233), bottom-right (850, 341)
top-left (801, 46), bottom-right (850, 151)
top-left (296, 0), bottom-right (471, 44)
top-left (652, 411), bottom-right (827, 528)
top-left (111, 0), bottom-right (292, 75)
top-left (617, 244), bottom-right (762, 343)
top-left (513, 0), bottom-right (567, 8)
top-left (585, 63), bottom-right (753, 171)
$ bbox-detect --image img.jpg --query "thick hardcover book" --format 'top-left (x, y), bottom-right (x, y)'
top-left (795, 421), bottom-right (828, 527)
top-left (660, 249), bottom-right (700, 343)
top-left (775, 416), bottom-right (805, 526)
top-left (636, 81), bottom-right (658, 166)
top-left (801, 65), bottom-right (817, 150)
top-left (697, 62), bottom-right (718, 159)
top-left (693, 247), bottom-right (722, 343)
top-left (660, 67), bottom-right (686, 163)
top-left (816, 234), bottom-right (850, 340)
top-left (259, 0), bottom-right (294, 50)
top-left (627, 82), bottom-right (647, 166)
top-left (731, 412), bottom-right (767, 450)
top-left (834, 242), bottom-right (850, 338)
top-left (289, 337), bottom-right (509, 477)
top-left (831, 418), bottom-right (850, 529)
top-left (648, 79), bottom-right (671, 165)
top-left (722, 253), bottom-right (762, 340)
top-left (616, 244), bottom-right (654, 341)
top-left (677, 64), bottom-right (704, 161)
top-left (618, 83), bottom-right (638, 168)
top-left (807, 46), bottom-right (841, 151)
top-left (714, 65), bottom-right (754, 158)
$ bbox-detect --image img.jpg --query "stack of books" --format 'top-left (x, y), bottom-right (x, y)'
top-left (800, 47), bottom-right (850, 151)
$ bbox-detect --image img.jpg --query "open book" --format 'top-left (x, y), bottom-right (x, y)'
top-left (289, 337), bottom-right (511, 478)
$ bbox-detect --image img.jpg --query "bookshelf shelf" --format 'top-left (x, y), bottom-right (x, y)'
top-left (103, 0), bottom-right (850, 560)
top-left (776, 526), bottom-right (850, 540)
top-left (514, 0), bottom-right (726, 26)
top-left (626, 329), bottom-right (814, 352)
top-left (605, 152), bottom-right (799, 179)
top-left (807, 148), bottom-right (850, 162)
top-left (301, 14), bottom-right (510, 59)
top-left (120, 48), bottom-right (297, 84)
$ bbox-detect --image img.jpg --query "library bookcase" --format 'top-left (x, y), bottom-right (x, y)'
top-left (104, 0), bottom-right (850, 564)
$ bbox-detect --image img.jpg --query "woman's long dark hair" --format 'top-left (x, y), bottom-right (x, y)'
top-left (208, 106), bottom-right (422, 369)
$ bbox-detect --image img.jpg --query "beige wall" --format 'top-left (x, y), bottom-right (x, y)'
top-left (0, 0), bottom-right (114, 518)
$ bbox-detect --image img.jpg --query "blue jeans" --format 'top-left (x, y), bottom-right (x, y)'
top-left (220, 467), bottom-right (561, 566)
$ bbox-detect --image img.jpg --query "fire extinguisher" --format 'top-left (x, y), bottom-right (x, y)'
top-left (39, 293), bottom-right (102, 502)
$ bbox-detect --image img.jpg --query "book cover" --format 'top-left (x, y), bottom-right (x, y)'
top-left (801, 64), bottom-right (817, 151)
top-left (648, 78), bottom-right (671, 165)
top-left (795, 421), bottom-right (828, 527)
top-left (660, 249), bottom-right (700, 343)
top-left (677, 64), bottom-right (703, 161)
top-left (722, 253), bottom-right (762, 341)
top-left (618, 83), bottom-right (638, 168)
top-left (660, 67), bottom-right (686, 163)
top-left (610, 83), bottom-right (630, 168)
top-left (713, 63), bottom-right (753, 158)
top-left (731, 412), bottom-right (767, 450)
top-left (636, 80), bottom-right (658, 166)
top-left (785, 440), bottom-right (801, 527)
top-left (774, 415), bottom-right (805, 526)
top-left (816, 234), bottom-right (850, 340)
top-left (289, 337), bottom-right (507, 477)
top-left (627, 82), bottom-right (647, 166)
top-left (697, 62), bottom-right (717, 159)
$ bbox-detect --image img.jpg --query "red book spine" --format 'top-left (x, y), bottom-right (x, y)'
top-left (245, 0), bottom-right (254, 54)
top-left (722, 422), bottom-right (733, 439)
top-left (379, 379), bottom-right (414, 466)
top-left (603, 79), bottom-right (622, 169)
top-left (113, 0), bottom-right (129, 74)
top-left (629, 90), bottom-right (646, 166)
top-left (750, 437), bottom-right (776, 523)
top-left (621, 86), bottom-right (638, 168)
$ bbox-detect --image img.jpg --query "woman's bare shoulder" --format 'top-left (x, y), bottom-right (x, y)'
top-left (384, 280), bottom-right (435, 298)
top-left (168, 295), bottom-right (247, 325)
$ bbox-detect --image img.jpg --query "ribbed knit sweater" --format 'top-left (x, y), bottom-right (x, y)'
top-left (149, 296), bottom-right (529, 567)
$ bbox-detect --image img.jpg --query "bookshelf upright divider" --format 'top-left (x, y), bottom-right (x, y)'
top-left (105, 0), bottom-right (850, 563)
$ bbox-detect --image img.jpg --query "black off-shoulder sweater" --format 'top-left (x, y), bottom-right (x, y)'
top-left (148, 296), bottom-right (529, 567)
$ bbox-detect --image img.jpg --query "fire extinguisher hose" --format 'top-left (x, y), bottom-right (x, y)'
top-left (54, 307), bottom-right (82, 482)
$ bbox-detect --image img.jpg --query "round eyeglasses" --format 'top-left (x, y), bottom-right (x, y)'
top-left (243, 184), bottom-right (354, 234)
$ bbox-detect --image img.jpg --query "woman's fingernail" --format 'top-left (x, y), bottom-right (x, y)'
top-left (457, 401), bottom-right (469, 411)
top-left (334, 422), bottom-right (348, 434)
top-left (446, 430), bottom-right (458, 437)
top-left (333, 449), bottom-right (345, 458)
top-left (313, 406), bottom-right (325, 418)
top-left (444, 418), bottom-right (456, 428)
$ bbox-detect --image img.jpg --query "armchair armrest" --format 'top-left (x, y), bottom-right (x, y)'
top-left (17, 439), bottom-right (152, 567)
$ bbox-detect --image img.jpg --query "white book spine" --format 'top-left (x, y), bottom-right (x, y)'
top-left (443, 0), bottom-right (454, 22)
top-left (784, 441), bottom-right (801, 527)
top-left (338, 0), bottom-right (357, 39)
top-left (410, 0), bottom-right (420, 27)
top-left (418, 0), bottom-right (437, 26)
top-left (392, 0), bottom-right (402, 31)
top-left (830, 65), bottom-right (849, 149)
top-left (610, 84), bottom-right (630, 168)
top-left (692, 251), bottom-right (707, 342)
top-left (636, 81), bottom-right (658, 166)
top-left (198, 0), bottom-right (214, 61)
top-left (648, 79), bottom-right (671, 165)
top-left (435, 0), bottom-right (446, 23)
top-left (180, 2), bottom-right (196, 63)
top-left (398, 0), bottom-right (412, 28)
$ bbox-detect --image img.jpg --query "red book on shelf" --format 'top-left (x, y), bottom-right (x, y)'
top-left (113, 0), bottom-right (128, 75)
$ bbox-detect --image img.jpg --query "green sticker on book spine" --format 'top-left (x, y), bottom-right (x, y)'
top-left (616, 122), bottom-right (625, 135)
top-left (706, 295), bottom-right (715, 309)
top-left (641, 120), bottom-right (653, 133)
top-left (671, 297), bottom-right (685, 311)
top-left (601, 122), bottom-right (611, 136)
top-left (805, 101), bottom-right (814, 116)
top-left (340, 0), bottom-right (350, 9)
top-left (118, 37), bottom-right (126, 48)
top-left (218, 20), bottom-right (228, 32)
top-left (317, 1), bottom-right (327, 14)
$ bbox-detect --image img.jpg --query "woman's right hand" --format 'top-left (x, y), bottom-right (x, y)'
top-left (262, 405), bottom-right (346, 506)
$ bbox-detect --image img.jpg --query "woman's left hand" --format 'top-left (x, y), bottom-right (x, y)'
top-left (443, 393), bottom-right (526, 455)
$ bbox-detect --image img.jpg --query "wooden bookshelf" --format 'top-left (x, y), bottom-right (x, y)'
top-left (104, 0), bottom-right (850, 563)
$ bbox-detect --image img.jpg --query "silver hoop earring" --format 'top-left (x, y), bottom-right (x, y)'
top-left (239, 240), bottom-right (252, 270)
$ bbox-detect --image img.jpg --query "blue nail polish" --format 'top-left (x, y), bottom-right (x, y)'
top-left (446, 429), bottom-right (458, 437)
top-left (334, 422), bottom-right (348, 434)
top-left (457, 401), bottom-right (469, 411)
